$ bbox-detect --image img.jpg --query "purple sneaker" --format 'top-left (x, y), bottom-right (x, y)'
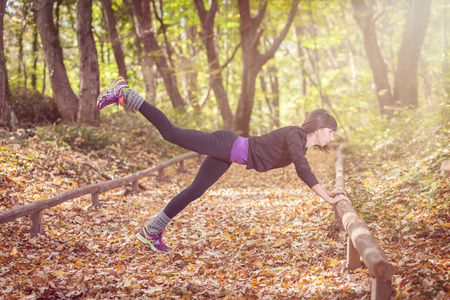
top-left (97, 77), bottom-right (130, 110)
top-left (135, 227), bottom-right (171, 252)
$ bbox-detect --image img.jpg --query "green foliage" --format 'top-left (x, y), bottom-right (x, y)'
top-left (2, 0), bottom-right (449, 136)
top-left (10, 88), bottom-right (61, 126)
top-left (36, 124), bottom-right (110, 155)
top-left (346, 110), bottom-right (450, 214)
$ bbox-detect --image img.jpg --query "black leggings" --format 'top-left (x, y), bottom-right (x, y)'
top-left (139, 102), bottom-right (238, 219)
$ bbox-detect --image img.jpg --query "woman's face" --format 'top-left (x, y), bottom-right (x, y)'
top-left (316, 127), bottom-right (334, 147)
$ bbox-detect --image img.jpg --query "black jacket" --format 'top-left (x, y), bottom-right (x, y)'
top-left (247, 126), bottom-right (319, 188)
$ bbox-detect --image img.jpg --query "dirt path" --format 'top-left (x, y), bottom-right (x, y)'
top-left (1, 149), bottom-right (374, 299)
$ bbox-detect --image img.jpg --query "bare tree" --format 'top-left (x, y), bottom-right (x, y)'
top-left (33, 0), bottom-right (78, 123)
top-left (194, 0), bottom-right (234, 129)
top-left (0, 0), bottom-right (18, 128)
top-left (352, 0), bottom-right (431, 115)
top-left (76, 0), bottom-right (100, 126)
top-left (351, 0), bottom-right (394, 116)
top-left (235, 0), bottom-right (299, 136)
top-left (130, 0), bottom-right (185, 108)
top-left (129, 0), bottom-right (157, 102)
top-left (393, 0), bottom-right (431, 109)
top-left (100, 0), bottom-right (128, 81)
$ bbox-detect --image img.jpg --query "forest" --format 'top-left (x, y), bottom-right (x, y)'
top-left (1, 0), bottom-right (449, 299)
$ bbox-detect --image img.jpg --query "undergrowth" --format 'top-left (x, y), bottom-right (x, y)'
top-left (346, 110), bottom-right (450, 218)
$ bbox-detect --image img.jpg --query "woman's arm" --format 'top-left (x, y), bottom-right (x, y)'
top-left (310, 184), bottom-right (351, 206)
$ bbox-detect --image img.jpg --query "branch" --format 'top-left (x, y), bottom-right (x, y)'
top-left (261, 0), bottom-right (299, 62)
top-left (193, 0), bottom-right (206, 22)
top-left (152, 0), bottom-right (176, 68)
top-left (205, 0), bottom-right (218, 25)
top-left (220, 42), bottom-right (242, 70)
top-left (199, 83), bottom-right (211, 109)
top-left (254, 0), bottom-right (269, 29)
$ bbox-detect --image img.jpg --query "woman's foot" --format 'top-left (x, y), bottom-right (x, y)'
top-left (97, 77), bottom-right (130, 110)
top-left (135, 227), bottom-right (171, 252)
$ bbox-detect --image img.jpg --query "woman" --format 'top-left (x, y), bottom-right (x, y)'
top-left (97, 77), bottom-right (351, 252)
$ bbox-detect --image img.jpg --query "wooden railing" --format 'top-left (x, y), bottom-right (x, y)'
top-left (333, 145), bottom-right (394, 300)
top-left (0, 152), bottom-right (201, 235)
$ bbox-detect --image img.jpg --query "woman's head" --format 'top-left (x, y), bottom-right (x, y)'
top-left (301, 108), bottom-right (338, 152)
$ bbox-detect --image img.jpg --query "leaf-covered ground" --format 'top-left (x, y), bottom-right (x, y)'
top-left (1, 126), bottom-right (370, 299)
top-left (344, 117), bottom-right (450, 300)
top-left (1, 113), bottom-right (449, 299)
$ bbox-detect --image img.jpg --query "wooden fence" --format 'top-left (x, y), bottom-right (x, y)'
top-left (0, 152), bottom-right (200, 235)
top-left (333, 144), bottom-right (394, 300)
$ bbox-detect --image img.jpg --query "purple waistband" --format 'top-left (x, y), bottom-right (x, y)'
top-left (229, 136), bottom-right (249, 164)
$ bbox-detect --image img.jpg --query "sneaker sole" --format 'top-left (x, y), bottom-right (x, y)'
top-left (135, 233), bottom-right (159, 252)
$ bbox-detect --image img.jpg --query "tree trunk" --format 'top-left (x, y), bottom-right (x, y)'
top-left (33, 0), bottom-right (78, 123)
top-left (235, 0), bottom-right (299, 136)
top-left (31, 24), bottom-right (38, 91)
top-left (351, 0), bottom-right (394, 116)
top-left (294, 25), bottom-right (308, 97)
top-left (76, 0), bottom-right (100, 126)
top-left (17, 7), bottom-right (25, 88)
top-left (130, 0), bottom-right (156, 102)
top-left (194, 0), bottom-right (234, 129)
top-left (178, 25), bottom-right (199, 107)
top-left (268, 65), bottom-right (280, 129)
top-left (0, 0), bottom-right (18, 128)
top-left (130, 0), bottom-right (184, 108)
top-left (100, 0), bottom-right (128, 81)
top-left (393, 0), bottom-right (431, 109)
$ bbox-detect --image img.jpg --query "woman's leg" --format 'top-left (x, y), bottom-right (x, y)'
top-left (145, 156), bottom-right (231, 232)
top-left (162, 156), bottom-right (232, 219)
top-left (129, 92), bottom-right (237, 161)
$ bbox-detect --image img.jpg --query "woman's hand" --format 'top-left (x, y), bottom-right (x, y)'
top-left (327, 188), bottom-right (347, 198)
top-left (310, 184), bottom-right (351, 206)
top-left (327, 193), bottom-right (352, 206)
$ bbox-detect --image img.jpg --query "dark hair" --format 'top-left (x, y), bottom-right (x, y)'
top-left (301, 108), bottom-right (338, 152)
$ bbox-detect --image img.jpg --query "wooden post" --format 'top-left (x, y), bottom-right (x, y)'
top-left (92, 193), bottom-right (100, 208)
top-left (157, 169), bottom-right (166, 182)
top-left (347, 237), bottom-right (361, 270)
top-left (372, 278), bottom-right (393, 300)
top-left (178, 161), bottom-right (185, 172)
top-left (31, 210), bottom-right (43, 236)
top-left (131, 180), bottom-right (139, 193)
top-left (196, 154), bottom-right (203, 165)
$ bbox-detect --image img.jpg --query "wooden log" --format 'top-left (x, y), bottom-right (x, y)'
top-left (335, 201), bottom-right (394, 280)
top-left (31, 210), bottom-right (43, 236)
top-left (333, 144), bottom-right (393, 286)
top-left (0, 152), bottom-right (198, 225)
